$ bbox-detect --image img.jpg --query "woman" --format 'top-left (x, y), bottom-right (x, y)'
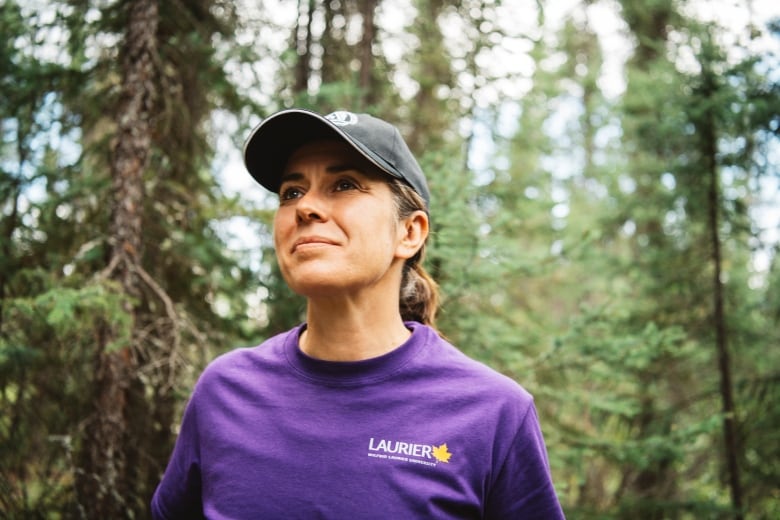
top-left (151, 109), bottom-right (565, 519)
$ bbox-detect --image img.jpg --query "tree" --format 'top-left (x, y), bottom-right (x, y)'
top-left (76, 1), bottom-right (159, 515)
top-left (0, 1), bottom-right (104, 514)
top-left (689, 31), bottom-right (743, 518)
top-left (680, 22), bottom-right (780, 517)
top-left (1, 0), bottom-right (258, 516)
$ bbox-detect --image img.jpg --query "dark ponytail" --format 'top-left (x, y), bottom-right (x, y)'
top-left (388, 180), bottom-right (440, 330)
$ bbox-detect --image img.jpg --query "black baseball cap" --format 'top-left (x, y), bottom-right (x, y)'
top-left (243, 109), bottom-right (431, 208)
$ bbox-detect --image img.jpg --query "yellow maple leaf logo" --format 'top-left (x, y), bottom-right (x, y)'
top-left (432, 443), bottom-right (452, 463)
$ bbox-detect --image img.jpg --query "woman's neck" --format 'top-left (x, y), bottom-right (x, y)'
top-left (300, 297), bottom-right (411, 362)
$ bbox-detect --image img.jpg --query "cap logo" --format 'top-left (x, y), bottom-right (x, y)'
top-left (326, 111), bottom-right (359, 127)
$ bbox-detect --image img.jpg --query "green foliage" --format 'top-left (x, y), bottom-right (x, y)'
top-left (15, 282), bottom-right (129, 341)
top-left (542, 305), bottom-right (731, 517)
top-left (1, 0), bottom-right (263, 515)
top-left (0, 274), bottom-right (130, 514)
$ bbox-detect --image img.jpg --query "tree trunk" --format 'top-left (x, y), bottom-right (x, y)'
top-left (294, 0), bottom-right (315, 95)
top-left (0, 177), bottom-right (19, 334)
top-left (358, 0), bottom-right (377, 108)
top-left (78, 0), bottom-right (158, 516)
top-left (702, 66), bottom-right (744, 520)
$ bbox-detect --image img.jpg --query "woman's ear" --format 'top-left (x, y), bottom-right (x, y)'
top-left (395, 210), bottom-right (429, 260)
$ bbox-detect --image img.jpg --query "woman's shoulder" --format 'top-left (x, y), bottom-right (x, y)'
top-left (195, 326), bottom-right (299, 387)
top-left (415, 324), bottom-right (534, 405)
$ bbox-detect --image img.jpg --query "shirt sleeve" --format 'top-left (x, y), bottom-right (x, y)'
top-left (151, 390), bottom-right (205, 520)
top-left (484, 402), bottom-right (566, 519)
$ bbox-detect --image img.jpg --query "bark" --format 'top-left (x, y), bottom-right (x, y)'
top-left (0, 130), bottom-right (27, 336)
top-left (77, 0), bottom-right (158, 516)
top-left (0, 177), bottom-right (19, 334)
top-left (358, 0), bottom-right (377, 108)
top-left (702, 68), bottom-right (744, 520)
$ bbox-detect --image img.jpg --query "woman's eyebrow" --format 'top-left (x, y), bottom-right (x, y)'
top-left (279, 171), bottom-right (304, 185)
top-left (279, 162), bottom-right (372, 185)
top-left (325, 163), bottom-right (364, 174)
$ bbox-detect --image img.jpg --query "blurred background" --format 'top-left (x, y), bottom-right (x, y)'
top-left (1, 0), bottom-right (778, 518)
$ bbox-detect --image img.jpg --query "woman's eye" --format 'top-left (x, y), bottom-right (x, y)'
top-left (280, 186), bottom-right (303, 201)
top-left (335, 179), bottom-right (358, 191)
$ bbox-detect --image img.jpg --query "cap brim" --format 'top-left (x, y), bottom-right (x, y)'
top-left (243, 109), bottom-right (404, 196)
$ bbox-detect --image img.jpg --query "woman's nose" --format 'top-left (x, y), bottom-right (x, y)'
top-left (295, 191), bottom-right (327, 223)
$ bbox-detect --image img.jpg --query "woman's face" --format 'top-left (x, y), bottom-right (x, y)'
top-left (273, 140), bottom-right (417, 299)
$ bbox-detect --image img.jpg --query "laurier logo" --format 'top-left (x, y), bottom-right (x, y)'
top-left (431, 443), bottom-right (453, 463)
top-left (367, 438), bottom-right (453, 464)
top-left (326, 111), bottom-right (359, 126)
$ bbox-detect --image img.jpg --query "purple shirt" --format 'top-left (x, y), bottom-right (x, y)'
top-left (152, 323), bottom-right (565, 519)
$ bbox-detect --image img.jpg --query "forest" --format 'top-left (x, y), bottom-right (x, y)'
top-left (1, 0), bottom-right (779, 518)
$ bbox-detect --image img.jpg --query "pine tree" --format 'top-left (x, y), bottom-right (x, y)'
top-left (1, 0), bottom-right (258, 515)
